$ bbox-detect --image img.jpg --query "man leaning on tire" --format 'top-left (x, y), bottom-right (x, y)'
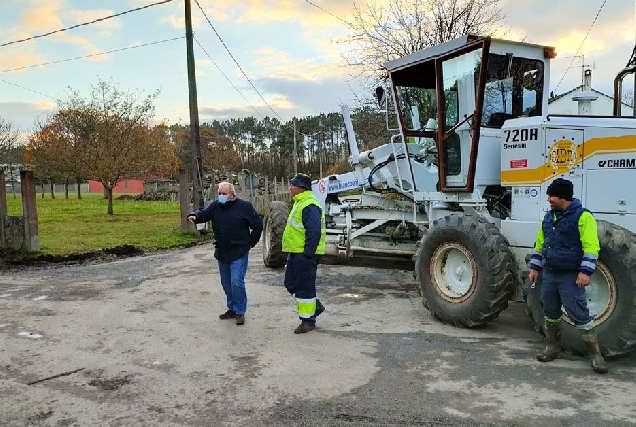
top-left (528, 178), bottom-right (608, 374)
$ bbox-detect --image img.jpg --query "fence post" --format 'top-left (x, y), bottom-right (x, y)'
top-left (179, 168), bottom-right (193, 232)
top-left (0, 173), bottom-right (7, 249)
top-left (20, 170), bottom-right (40, 252)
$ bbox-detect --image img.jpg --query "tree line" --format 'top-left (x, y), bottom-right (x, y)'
top-left (0, 79), bottom-right (392, 214)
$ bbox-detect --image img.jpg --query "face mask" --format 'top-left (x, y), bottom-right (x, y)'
top-left (218, 195), bottom-right (229, 204)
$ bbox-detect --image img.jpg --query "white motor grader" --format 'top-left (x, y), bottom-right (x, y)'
top-left (262, 35), bottom-right (636, 358)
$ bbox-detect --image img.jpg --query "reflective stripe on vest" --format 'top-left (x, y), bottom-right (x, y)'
top-left (282, 191), bottom-right (326, 254)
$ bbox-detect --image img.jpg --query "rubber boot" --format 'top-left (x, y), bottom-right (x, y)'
top-left (580, 328), bottom-right (609, 374)
top-left (537, 321), bottom-right (562, 362)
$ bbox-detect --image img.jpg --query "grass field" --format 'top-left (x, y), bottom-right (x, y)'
top-left (4, 193), bottom-right (209, 256)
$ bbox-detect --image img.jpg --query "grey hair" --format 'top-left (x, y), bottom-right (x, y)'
top-left (218, 181), bottom-right (236, 195)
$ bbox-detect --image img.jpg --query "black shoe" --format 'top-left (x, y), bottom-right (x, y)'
top-left (294, 323), bottom-right (316, 334)
top-left (235, 314), bottom-right (245, 326)
top-left (315, 299), bottom-right (325, 318)
top-left (219, 310), bottom-right (236, 320)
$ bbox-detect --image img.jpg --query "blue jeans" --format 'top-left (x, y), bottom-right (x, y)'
top-left (541, 270), bottom-right (594, 326)
top-left (217, 253), bottom-right (249, 315)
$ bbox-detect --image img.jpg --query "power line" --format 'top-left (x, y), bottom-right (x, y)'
top-left (553, 0), bottom-right (607, 92)
top-left (303, 0), bottom-right (352, 27)
top-left (0, 36), bottom-right (184, 73)
top-left (1, 0), bottom-right (173, 48)
top-left (193, 0), bottom-right (285, 121)
top-left (0, 77), bottom-right (56, 100)
top-left (193, 36), bottom-right (266, 120)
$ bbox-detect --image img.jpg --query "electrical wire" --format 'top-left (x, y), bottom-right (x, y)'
top-left (0, 77), bottom-right (56, 100)
top-left (0, 36), bottom-right (184, 73)
top-left (1, 0), bottom-right (173, 48)
top-left (193, 36), bottom-right (265, 119)
top-left (302, 0), bottom-right (352, 27)
top-left (553, 0), bottom-right (607, 92)
top-left (192, 0), bottom-right (285, 122)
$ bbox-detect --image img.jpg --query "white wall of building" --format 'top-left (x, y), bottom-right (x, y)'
top-left (548, 90), bottom-right (634, 116)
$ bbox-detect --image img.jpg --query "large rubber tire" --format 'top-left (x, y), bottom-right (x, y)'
top-left (262, 201), bottom-right (289, 268)
top-left (415, 214), bottom-right (519, 327)
top-left (526, 220), bottom-right (636, 358)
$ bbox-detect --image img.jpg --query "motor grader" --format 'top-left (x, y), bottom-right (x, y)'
top-left (262, 35), bottom-right (636, 358)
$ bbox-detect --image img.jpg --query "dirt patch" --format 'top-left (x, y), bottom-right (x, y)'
top-left (0, 245), bottom-right (145, 271)
top-left (87, 374), bottom-right (133, 391)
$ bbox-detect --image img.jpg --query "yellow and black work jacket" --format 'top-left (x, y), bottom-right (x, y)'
top-left (282, 190), bottom-right (326, 255)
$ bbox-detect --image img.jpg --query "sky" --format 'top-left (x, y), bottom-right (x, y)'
top-left (0, 0), bottom-right (635, 137)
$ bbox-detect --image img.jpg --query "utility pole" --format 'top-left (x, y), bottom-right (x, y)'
top-left (293, 119), bottom-right (298, 174)
top-left (185, 0), bottom-right (204, 210)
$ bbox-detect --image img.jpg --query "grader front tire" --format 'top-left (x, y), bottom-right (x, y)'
top-left (415, 214), bottom-right (518, 328)
top-left (262, 201), bottom-right (289, 268)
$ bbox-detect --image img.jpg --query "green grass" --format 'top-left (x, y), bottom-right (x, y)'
top-left (4, 193), bottom-right (209, 256)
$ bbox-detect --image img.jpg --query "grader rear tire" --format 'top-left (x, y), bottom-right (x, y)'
top-left (526, 220), bottom-right (636, 358)
top-left (262, 201), bottom-right (289, 268)
top-left (415, 214), bottom-right (519, 327)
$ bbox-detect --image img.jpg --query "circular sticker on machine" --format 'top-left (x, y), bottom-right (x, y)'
top-left (548, 139), bottom-right (578, 173)
top-left (318, 180), bottom-right (326, 194)
top-left (530, 189), bottom-right (538, 197)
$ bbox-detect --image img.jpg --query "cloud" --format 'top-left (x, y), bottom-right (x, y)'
top-left (20, 0), bottom-right (65, 33)
top-left (196, 72), bottom-right (362, 122)
top-left (0, 45), bottom-right (47, 73)
top-left (53, 33), bottom-right (104, 57)
top-left (0, 101), bottom-right (57, 131)
top-left (252, 47), bottom-right (352, 82)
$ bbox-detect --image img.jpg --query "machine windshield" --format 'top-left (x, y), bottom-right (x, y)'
top-left (481, 54), bottom-right (544, 127)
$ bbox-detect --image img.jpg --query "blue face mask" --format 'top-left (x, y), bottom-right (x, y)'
top-left (218, 194), bottom-right (229, 204)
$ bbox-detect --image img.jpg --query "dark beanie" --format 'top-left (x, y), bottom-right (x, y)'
top-left (289, 173), bottom-right (312, 190)
top-left (546, 178), bottom-right (573, 201)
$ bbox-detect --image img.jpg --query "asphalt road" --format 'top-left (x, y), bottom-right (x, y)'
top-left (2, 243), bottom-right (636, 426)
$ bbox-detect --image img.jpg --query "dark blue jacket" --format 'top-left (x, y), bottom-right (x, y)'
top-left (191, 197), bottom-right (263, 263)
top-left (541, 198), bottom-right (585, 272)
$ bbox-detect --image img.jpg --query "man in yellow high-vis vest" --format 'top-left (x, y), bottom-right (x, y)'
top-left (283, 173), bottom-right (327, 334)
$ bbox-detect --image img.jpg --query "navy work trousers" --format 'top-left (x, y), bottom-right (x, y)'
top-left (284, 253), bottom-right (320, 323)
top-left (540, 270), bottom-right (594, 326)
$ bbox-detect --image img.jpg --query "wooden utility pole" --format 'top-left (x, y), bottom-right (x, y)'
top-left (293, 120), bottom-right (298, 174)
top-left (185, 0), bottom-right (204, 210)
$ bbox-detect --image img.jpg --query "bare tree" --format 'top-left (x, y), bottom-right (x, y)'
top-left (0, 117), bottom-right (21, 196)
top-left (623, 90), bottom-right (634, 110)
top-left (346, 0), bottom-right (508, 78)
top-left (0, 117), bottom-right (19, 160)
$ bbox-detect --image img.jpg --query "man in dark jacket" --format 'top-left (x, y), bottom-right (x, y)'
top-left (528, 178), bottom-right (608, 373)
top-left (282, 173), bottom-right (327, 334)
top-left (188, 182), bottom-right (263, 326)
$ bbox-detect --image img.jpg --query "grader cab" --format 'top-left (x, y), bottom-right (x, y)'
top-left (262, 35), bottom-right (636, 358)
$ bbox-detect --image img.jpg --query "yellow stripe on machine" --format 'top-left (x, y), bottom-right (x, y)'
top-left (502, 135), bottom-right (636, 185)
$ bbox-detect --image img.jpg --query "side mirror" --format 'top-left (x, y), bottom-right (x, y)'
top-left (375, 87), bottom-right (386, 108)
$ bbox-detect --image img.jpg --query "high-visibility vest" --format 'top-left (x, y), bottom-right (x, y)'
top-left (282, 191), bottom-right (326, 254)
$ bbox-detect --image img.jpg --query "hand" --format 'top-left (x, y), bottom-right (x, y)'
top-left (528, 269), bottom-right (539, 284)
top-left (187, 215), bottom-right (196, 223)
top-left (576, 272), bottom-right (591, 288)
